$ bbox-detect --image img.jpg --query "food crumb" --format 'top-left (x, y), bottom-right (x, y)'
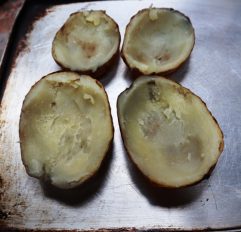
top-left (187, 152), bottom-right (192, 161)
top-left (83, 93), bottom-right (95, 104)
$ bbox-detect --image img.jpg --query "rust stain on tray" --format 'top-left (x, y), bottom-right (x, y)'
top-left (9, 5), bottom-right (54, 71)
top-left (0, 228), bottom-right (137, 232)
top-left (0, 176), bottom-right (4, 201)
top-left (0, 0), bottom-right (24, 59)
top-left (0, 0), bottom-right (23, 33)
top-left (0, 125), bottom-right (26, 228)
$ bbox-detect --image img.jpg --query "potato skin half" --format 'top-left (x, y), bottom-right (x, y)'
top-left (19, 71), bottom-right (114, 189)
top-left (52, 11), bottom-right (121, 79)
top-left (117, 77), bottom-right (224, 189)
top-left (121, 8), bottom-right (195, 77)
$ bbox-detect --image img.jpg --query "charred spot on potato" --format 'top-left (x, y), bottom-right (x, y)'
top-left (219, 140), bottom-right (224, 152)
top-left (155, 52), bottom-right (171, 62)
top-left (49, 81), bottom-right (64, 88)
top-left (147, 80), bottom-right (156, 86)
top-left (162, 52), bottom-right (171, 61)
top-left (74, 39), bottom-right (97, 58)
top-left (51, 102), bottom-right (56, 107)
top-left (174, 85), bottom-right (190, 98)
top-left (95, 80), bottom-right (103, 88)
top-left (83, 43), bottom-right (97, 58)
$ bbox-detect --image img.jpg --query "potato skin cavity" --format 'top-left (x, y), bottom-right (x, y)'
top-left (19, 72), bottom-right (114, 189)
top-left (117, 76), bottom-right (224, 188)
top-left (121, 8), bottom-right (195, 76)
top-left (52, 11), bottom-right (120, 78)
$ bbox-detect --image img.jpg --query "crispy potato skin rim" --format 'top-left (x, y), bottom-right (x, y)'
top-left (19, 71), bottom-right (114, 189)
top-left (121, 8), bottom-right (195, 77)
top-left (117, 76), bottom-right (224, 189)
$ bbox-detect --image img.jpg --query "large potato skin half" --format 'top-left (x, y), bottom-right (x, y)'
top-left (19, 71), bottom-right (114, 189)
top-left (117, 76), bottom-right (224, 188)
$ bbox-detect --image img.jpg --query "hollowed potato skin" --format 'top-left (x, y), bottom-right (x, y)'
top-left (117, 76), bottom-right (224, 188)
top-left (121, 8), bottom-right (195, 77)
top-left (19, 71), bottom-right (114, 189)
top-left (52, 11), bottom-right (121, 79)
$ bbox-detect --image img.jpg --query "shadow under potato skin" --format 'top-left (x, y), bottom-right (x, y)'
top-left (170, 58), bottom-right (191, 83)
top-left (40, 142), bottom-right (114, 207)
top-left (122, 57), bottom-right (191, 84)
top-left (99, 55), bottom-right (120, 87)
top-left (123, 66), bottom-right (135, 86)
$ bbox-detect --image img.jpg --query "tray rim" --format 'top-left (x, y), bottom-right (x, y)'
top-left (0, 0), bottom-right (27, 104)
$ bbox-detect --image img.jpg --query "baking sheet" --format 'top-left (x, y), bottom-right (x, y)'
top-left (1, 0), bottom-right (241, 231)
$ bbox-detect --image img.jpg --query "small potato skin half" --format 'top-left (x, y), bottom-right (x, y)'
top-left (52, 11), bottom-right (121, 79)
top-left (19, 71), bottom-right (114, 189)
top-left (117, 76), bottom-right (224, 189)
top-left (121, 8), bottom-right (195, 77)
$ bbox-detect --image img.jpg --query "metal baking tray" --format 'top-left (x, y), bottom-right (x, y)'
top-left (1, 0), bottom-right (241, 231)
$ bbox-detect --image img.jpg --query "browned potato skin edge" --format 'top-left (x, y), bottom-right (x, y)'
top-left (19, 71), bottom-right (114, 189)
top-left (52, 11), bottom-right (121, 79)
top-left (121, 8), bottom-right (195, 77)
top-left (117, 76), bottom-right (224, 189)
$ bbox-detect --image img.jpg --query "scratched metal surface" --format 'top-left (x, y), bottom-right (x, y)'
top-left (0, 0), bottom-right (241, 231)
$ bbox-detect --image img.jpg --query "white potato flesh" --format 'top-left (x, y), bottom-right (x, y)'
top-left (52, 11), bottom-right (120, 72)
top-left (122, 8), bottom-right (195, 74)
top-left (20, 72), bottom-right (113, 189)
top-left (118, 76), bottom-right (223, 188)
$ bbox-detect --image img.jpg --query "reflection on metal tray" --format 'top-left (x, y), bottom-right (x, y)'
top-left (1, 0), bottom-right (241, 231)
